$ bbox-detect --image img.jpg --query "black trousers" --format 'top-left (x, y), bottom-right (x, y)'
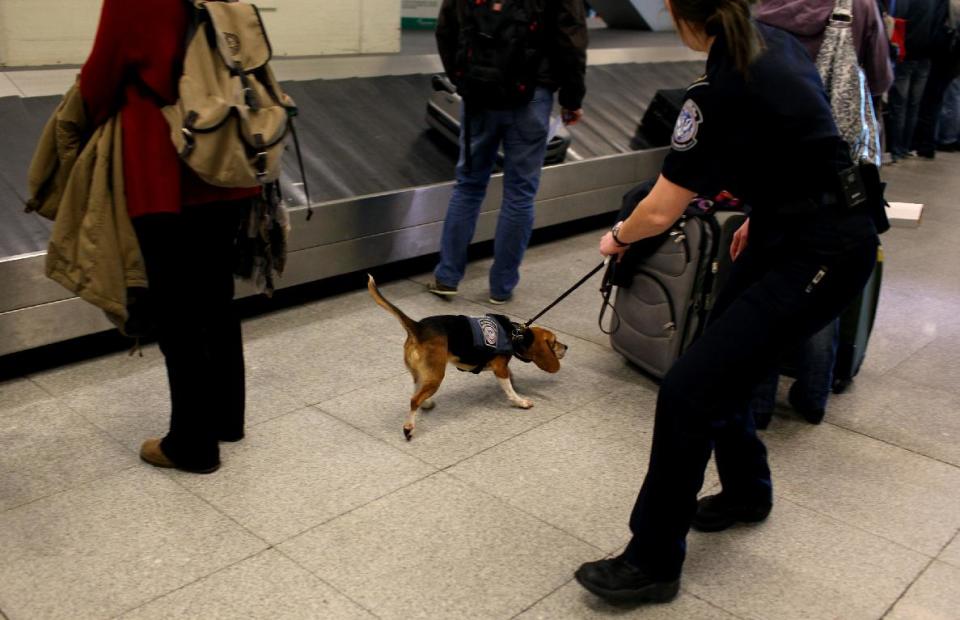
top-left (133, 202), bottom-right (248, 470)
top-left (623, 233), bottom-right (879, 580)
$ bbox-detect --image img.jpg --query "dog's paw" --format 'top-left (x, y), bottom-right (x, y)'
top-left (421, 398), bottom-right (436, 411)
top-left (514, 398), bottom-right (534, 409)
top-left (403, 425), bottom-right (414, 441)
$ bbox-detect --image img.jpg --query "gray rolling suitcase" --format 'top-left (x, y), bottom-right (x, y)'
top-left (608, 197), bottom-right (746, 380)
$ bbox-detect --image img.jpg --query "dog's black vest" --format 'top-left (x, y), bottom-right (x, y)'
top-left (421, 314), bottom-right (516, 373)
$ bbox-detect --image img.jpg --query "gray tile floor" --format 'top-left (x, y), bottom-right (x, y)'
top-left (2, 153), bottom-right (959, 619)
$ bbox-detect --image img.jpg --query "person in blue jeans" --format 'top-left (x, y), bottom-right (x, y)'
top-left (938, 77), bottom-right (960, 149)
top-left (751, 321), bottom-right (840, 428)
top-left (430, 0), bottom-right (587, 304)
top-left (434, 90), bottom-right (559, 303)
top-left (887, 0), bottom-right (948, 161)
top-left (890, 60), bottom-right (933, 159)
top-left (750, 0), bottom-right (892, 427)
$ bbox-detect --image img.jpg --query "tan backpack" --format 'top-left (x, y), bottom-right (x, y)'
top-left (163, 0), bottom-right (309, 212)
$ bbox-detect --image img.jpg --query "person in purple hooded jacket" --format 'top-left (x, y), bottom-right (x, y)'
top-left (744, 0), bottom-right (892, 429)
top-left (755, 0), bottom-right (894, 97)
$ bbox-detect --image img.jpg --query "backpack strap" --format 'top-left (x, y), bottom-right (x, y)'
top-left (288, 118), bottom-right (313, 220)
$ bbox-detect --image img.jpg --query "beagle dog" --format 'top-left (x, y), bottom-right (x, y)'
top-left (368, 275), bottom-right (567, 440)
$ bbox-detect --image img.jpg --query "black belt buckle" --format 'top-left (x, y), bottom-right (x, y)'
top-left (838, 165), bottom-right (868, 210)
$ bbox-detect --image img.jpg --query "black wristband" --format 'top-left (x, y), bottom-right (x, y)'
top-left (611, 222), bottom-right (630, 247)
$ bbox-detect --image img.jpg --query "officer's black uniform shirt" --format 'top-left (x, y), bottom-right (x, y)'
top-left (661, 23), bottom-right (876, 252)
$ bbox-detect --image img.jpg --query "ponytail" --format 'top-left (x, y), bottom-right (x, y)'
top-left (709, 1), bottom-right (762, 75)
top-left (673, 0), bottom-right (763, 76)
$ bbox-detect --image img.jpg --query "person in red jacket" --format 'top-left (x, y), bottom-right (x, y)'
top-left (81, 0), bottom-right (259, 474)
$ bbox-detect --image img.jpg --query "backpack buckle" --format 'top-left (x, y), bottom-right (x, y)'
top-left (180, 127), bottom-right (196, 157)
top-left (252, 133), bottom-right (270, 180)
top-left (242, 86), bottom-right (259, 111)
top-left (254, 150), bottom-right (269, 180)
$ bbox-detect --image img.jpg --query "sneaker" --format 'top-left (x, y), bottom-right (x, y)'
top-left (140, 438), bottom-right (220, 474)
top-left (427, 280), bottom-right (458, 297)
top-left (575, 556), bottom-right (680, 605)
top-left (488, 293), bottom-right (512, 305)
top-left (692, 493), bottom-right (772, 532)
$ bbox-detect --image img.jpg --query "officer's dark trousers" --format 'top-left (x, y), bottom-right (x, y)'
top-left (623, 234), bottom-right (878, 580)
top-left (133, 201), bottom-right (248, 471)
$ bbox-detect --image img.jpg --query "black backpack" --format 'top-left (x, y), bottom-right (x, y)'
top-left (454, 0), bottom-right (546, 109)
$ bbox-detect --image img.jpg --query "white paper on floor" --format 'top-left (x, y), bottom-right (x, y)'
top-left (887, 202), bottom-right (924, 228)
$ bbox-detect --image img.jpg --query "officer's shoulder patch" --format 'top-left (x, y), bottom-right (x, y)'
top-left (672, 98), bottom-right (703, 152)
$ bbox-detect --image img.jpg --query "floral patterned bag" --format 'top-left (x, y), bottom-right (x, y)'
top-left (816, 0), bottom-right (882, 167)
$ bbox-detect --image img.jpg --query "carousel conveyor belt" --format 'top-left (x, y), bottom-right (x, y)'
top-left (0, 60), bottom-right (703, 356)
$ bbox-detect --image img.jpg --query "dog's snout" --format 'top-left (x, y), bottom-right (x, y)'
top-left (556, 341), bottom-right (568, 359)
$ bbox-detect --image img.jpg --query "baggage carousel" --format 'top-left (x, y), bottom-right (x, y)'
top-left (0, 41), bottom-right (704, 356)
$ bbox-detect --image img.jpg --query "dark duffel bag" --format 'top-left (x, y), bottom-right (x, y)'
top-left (425, 75), bottom-right (571, 166)
top-left (630, 88), bottom-right (686, 150)
top-left (832, 245), bottom-right (884, 393)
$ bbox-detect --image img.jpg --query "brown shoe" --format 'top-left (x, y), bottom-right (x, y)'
top-left (427, 280), bottom-right (458, 298)
top-left (140, 438), bottom-right (220, 474)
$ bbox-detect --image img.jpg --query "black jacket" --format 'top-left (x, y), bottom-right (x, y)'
top-left (436, 0), bottom-right (588, 110)
top-left (893, 0), bottom-right (950, 60)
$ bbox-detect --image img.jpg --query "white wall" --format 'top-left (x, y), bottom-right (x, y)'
top-left (0, 0), bottom-right (102, 66)
top-left (260, 0), bottom-right (401, 57)
top-left (0, 0), bottom-right (401, 67)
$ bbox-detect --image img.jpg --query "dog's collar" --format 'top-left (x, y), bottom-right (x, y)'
top-left (511, 323), bottom-right (535, 364)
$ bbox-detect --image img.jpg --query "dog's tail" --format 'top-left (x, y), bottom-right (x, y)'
top-left (368, 275), bottom-right (420, 340)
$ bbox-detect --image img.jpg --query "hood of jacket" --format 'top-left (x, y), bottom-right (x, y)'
top-left (754, 0), bottom-right (835, 37)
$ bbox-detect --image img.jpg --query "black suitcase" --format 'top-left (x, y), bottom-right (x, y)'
top-left (425, 75), bottom-right (571, 165)
top-left (832, 245), bottom-right (884, 393)
top-left (630, 88), bottom-right (687, 150)
top-left (606, 182), bottom-right (747, 379)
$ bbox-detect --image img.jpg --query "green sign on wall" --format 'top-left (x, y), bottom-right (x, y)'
top-left (402, 0), bottom-right (440, 29)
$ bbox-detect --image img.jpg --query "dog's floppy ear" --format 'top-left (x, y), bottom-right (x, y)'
top-left (526, 327), bottom-right (561, 374)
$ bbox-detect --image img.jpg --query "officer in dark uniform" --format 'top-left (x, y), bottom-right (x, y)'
top-left (574, 0), bottom-right (880, 605)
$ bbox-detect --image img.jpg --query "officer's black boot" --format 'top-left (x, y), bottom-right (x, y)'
top-left (692, 493), bottom-right (772, 532)
top-left (575, 556), bottom-right (680, 605)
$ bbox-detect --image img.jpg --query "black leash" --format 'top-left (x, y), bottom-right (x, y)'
top-left (521, 259), bottom-right (608, 329)
top-left (597, 264), bottom-right (622, 336)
